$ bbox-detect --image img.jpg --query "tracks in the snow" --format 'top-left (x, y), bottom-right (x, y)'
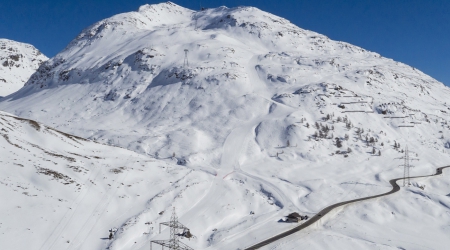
top-left (244, 166), bottom-right (450, 249)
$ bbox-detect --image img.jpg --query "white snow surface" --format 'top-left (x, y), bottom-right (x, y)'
top-left (1, 2), bottom-right (450, 249)
top-left (0, 39), bottom-right (48, 97)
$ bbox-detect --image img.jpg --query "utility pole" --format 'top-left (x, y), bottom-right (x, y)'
top-left (184, 49), bottom-right (189, 68)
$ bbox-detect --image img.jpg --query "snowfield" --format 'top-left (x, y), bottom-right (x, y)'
top-left (1, 2), bottom-right (450, 250)
top-left (0, 39), bottom-right (48, 97)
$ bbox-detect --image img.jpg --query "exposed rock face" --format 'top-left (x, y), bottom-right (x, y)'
top-left (0, 39), bottom-right (48, 96)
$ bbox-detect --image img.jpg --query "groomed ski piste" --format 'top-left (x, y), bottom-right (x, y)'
top-left (1, 2), bottom-right (450, 250)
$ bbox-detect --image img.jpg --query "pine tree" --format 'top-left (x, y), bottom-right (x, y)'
top-left (347, 147), bottom-right (352, 153)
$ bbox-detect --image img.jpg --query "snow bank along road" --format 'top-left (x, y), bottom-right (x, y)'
top-left (244, 166), bottom-right (450, 249)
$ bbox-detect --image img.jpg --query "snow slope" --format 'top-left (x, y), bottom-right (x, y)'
top-left (1, 2), bottom-right (450, 249)
top-left (0, 39), bottom-right (48, 97)
top-left (0, 110), bottom-right (212, 250)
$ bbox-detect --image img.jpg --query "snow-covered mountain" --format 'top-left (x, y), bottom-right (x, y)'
top-left (0, 110), bottom-right (208, 250)
top-left (1, 2), bottom-right (450, 249)
top-left (0, 39), bottom-right (48, 97)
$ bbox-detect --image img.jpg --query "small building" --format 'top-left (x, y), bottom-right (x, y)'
top-left (285, 212), bottom-right (308, 223)
top-left (286, 212), bottom-right (302, 223)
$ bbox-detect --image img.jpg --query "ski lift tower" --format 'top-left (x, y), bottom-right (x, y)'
top-left (150, 207), bottom-right (194, 250)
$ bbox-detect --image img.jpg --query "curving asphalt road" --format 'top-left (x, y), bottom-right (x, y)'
top-left (244, 166), bottom-right (450, 249)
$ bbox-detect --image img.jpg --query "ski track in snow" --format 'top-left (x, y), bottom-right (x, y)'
top-left (39, 166), bottom-right (104, 250)
top-left (67, 167), bottom-right (130, 250)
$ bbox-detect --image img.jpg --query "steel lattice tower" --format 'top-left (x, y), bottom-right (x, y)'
top-left (403, 146), bottom-right (409, 186)
top-left (150, 207), bottom-right (193, 250)
top-left (399, 145), bottom-right (419, 187)
top-left (184, 49), bottom-right (189, 68)
top-left (170, 208), bottom-right (180, 249)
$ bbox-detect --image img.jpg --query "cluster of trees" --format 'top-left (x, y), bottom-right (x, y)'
top-left (393, 141), bottom-right (405, 153)
top-left (335, 137), bottom-right (351, 155)
top-left (355, 127), bottom-right (378, 146)
top-left (336, 116), bottom-right (353, 129)
top-left (310, 114), bottom-right (389, 157)
top-left (372, 147), bottom-right (381, 156)
top-left (323, 113), bottom-right (333, 121)
top-left (335, 136), bottom-right (353, 156)
top-left (312, 122), bottom-right (334, 139)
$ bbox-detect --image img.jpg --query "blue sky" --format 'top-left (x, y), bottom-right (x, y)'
top-left (1, 0), bottom-right (449, 85)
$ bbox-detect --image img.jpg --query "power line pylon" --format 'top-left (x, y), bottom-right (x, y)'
top-left (398, 145), bottom-right (419, 186)
top-left (150, 207), bottom-right (194, 250)
top-left (184, 49), bottom-right (189, 68)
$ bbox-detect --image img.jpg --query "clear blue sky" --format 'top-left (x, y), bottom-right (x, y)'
top-left (1, 0), bottom-right (449, 86)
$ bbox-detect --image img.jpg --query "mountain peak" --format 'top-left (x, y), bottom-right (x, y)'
top-left (0, 39), bottom-right (48, 97)
top-left (137, 1), bottom-right (188, 13)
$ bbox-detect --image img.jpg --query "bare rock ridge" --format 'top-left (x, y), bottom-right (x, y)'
top-left (0, 39), bottom-right (48, 97)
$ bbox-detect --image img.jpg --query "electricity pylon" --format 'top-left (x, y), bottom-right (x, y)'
top-left (184, 49), bottom-right (189, 68)
top-left (151, 207), bottom-right (193, 250)
top-left (398, 145), bottom-right (419, 186)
